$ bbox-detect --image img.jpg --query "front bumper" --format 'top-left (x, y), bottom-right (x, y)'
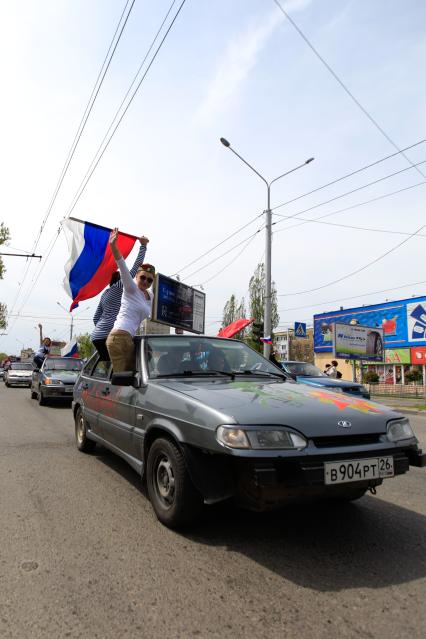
top-left (7, 377), bottom-right (32, 386)
top-left (183, 442), bottom-right (422, 510)
top-left (41, 384), bottom-right (74, 398)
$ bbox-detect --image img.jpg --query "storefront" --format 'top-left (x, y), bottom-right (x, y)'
top-left (313, 296), bottom-right (426, 382)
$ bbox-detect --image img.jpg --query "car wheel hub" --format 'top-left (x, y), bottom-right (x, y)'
top-left (77, 417), bottom-right (85, 443)
top-left (156, 458), bottom-right (175, 504)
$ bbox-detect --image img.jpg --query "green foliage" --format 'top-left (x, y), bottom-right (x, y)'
top-left (221, 294), bottom-right (247, 339)
top-left (77, 333), bottom-right (95, 360)
top-left (0, 352), bottom-right (8, 363)
top-left (248, 263), bottom-right (279, 352)
top-left (0, 302), bottom-right (6, 331)
top-left (405, 369), bottom-right (423, 384)
top-left (363, 371), bottom-right (379, 384)
top-left (0, 223), bottom-right (11, 281)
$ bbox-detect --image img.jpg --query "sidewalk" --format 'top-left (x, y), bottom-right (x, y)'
top-left (371, 395), bottom-right (426, 415)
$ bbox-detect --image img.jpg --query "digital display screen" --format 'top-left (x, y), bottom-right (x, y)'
top-left (152, 274), bottom-right (206, 334)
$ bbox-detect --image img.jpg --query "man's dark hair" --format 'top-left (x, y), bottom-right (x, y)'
top-left (110, 271), bottom-right (121, 286)
top-left (331, 360), bottom-right (338, 366)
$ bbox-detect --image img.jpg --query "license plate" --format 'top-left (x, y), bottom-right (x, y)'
top-left (324, 456), bottom-right (394, 485)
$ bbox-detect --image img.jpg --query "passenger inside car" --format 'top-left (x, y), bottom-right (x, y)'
top-left (207, 349), bottom-right (231, 372)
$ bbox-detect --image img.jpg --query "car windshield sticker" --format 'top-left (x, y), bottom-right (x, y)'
top-left (309, 390), bottom-right (382, 414)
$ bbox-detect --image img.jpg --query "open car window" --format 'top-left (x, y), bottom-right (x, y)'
top-left (91, 360), bottom-right (112, 380)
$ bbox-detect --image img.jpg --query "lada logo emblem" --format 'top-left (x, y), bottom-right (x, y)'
top-left (337, 420), bottom-right (352, 428)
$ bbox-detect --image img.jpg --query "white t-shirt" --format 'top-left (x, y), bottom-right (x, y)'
top-left (112, 258), bottom-right (153, 336)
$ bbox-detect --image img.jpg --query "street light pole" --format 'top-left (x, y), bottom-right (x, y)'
top-left (56, 302), bottom-right (74, 341)
top-left (220, 138), bottom-right (314, 357)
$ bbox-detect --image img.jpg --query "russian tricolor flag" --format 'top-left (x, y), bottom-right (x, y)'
top-left (61, 337), bottom-right (79, 358)
top-left (62, 217), bottom-right (137, 311)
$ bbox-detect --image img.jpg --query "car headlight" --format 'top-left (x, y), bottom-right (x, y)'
top-left (44, 378), bottom-right (63, 386)
top-left (216, 426), bottom-right (307, 450)
top-left (387, 418), bottom-right (415, 442)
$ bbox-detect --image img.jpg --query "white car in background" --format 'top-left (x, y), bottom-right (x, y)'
top-left (4, 362), bottom-right (34, 387)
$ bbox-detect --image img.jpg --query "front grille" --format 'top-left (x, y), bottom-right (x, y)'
top-left (312, 434), bottom-right (383, 448)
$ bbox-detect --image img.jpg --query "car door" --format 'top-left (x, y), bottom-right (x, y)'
top-left (78, 358), bottom-right (112, 437)
top-left (98, 381), bottom-right (138, 457)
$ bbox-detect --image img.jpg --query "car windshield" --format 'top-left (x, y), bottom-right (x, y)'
top-left (11, 363), bottom-right (33, 370)
top-left (145, 336), bottom-right (285, 379)
top-left (285, 362), bottom-right (326, 377)
top-left (44, 359), bottom-right (83, 372)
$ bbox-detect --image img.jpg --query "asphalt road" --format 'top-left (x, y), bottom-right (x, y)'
top-left (0, 383), bottom-right (425, 639)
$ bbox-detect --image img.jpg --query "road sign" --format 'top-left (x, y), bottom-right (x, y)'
top-left (294, 322), bottom-right (307, 338)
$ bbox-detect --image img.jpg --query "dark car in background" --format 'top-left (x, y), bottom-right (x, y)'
top-left (72, 335), bottom-right (424, 528)
top-left (279, 361), bottom-right (370, 399)
top-left (4, 362), bottom-right (34, 387)
top-left (31, 357), bottom-right (83, 405)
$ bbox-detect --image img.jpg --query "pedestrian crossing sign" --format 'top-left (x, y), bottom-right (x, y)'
top-left (294, 322), bottom-right (307, 338)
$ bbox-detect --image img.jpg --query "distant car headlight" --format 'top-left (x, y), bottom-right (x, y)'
top-left (44, 378), bottom-right (63, 386)
top-left (387, 418), bottom-right (415, 442)
top-left (216, 426), bottom-right (307, 450)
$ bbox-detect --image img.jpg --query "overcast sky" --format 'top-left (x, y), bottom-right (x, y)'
top-left (1, 0), bottom-right (426, 355)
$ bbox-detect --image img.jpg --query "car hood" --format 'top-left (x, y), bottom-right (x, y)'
top-left (43, 371), bottom-right (80, 382)
top-left (297, 376), bottom-right (363, 389)
top-left (157, 378), bottom-right (399, 436)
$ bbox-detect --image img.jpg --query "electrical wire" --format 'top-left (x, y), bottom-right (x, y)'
top-left (272, 180), bottom-right (426, 236)
top-left (272, 0), bottom-right (426, 179)
top-left (278, 280), bottom-right (426, 313)
top-left (6, 0), bottom-right (137, 324)
top-left (272, 139), bottom-right (426, 212)
top-left (200, 231), bottom-right (261, 286)
top-left (272, 159), bottom-right (426, 228)
top-left (278, 222), bottom-right (426, 296)
top-left (173, 212), bottom-right (263, 275)
top-left (185, 226), bottom-right (264, 280)
top-left (7, 0), bottom-right (186, 334)
top-left (65, 0), bottom-right (185, 219)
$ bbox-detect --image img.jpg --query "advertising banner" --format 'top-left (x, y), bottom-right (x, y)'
top-left (410, 346), bottom-right (426, 365)
top-left (334, 322), bottom-right (384, 361)
top-left (152, 274), bottom-right (206, 334)
top-left (384, 348), bottom-right (410, 364)
top-left (314, 295), bottom-right (426, 353)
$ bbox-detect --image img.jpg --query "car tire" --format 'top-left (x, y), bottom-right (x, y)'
top-left (30, 388), bottom-right (37, 399)
top-left (38, 390), bottom-right (47, 406)
top-left (5, 381), bottom-right (9, 387)
top-left (146, 437), bottom-right (203, 528)
top-left (75, 408), bottom-right (96, 453)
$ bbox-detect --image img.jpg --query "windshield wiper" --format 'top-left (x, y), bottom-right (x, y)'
top-left (236, 369), bottom-right (286, 380)
top-left (156, 370), bottom-right (236, 379)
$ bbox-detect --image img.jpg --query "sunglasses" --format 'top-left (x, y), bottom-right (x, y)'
top-left (139, 274), bottom-right (154, 284)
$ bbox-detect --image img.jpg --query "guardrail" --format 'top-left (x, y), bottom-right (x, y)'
top-left (367, 383), bottom-right (426, 398)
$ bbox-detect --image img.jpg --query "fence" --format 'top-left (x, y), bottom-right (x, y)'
top-left (367, 383), bottom-right (426, 398)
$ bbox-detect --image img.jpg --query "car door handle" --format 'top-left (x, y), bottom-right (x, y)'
top-left (82, 383), bottom-right (89, 390)
top-left (101, 387), bottom-right (110, 396)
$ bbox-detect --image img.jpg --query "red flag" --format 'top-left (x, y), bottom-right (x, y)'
top-left (217, 318), bottom-right (254, 339)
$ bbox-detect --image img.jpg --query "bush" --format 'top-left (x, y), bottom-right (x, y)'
top-left (363, 371), bottom-right (379, 384)
top-left (405, 369), bottom-right (423, 384)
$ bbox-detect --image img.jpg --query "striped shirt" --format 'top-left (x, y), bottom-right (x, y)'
top-left (91, 244), bottom-right (147, 341)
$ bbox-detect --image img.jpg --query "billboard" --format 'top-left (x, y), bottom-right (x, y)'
top-left (410, 346), bottom-right (426, 365)
top-left (314, 295), bottom-right (426, 353)
top-left (384, 348), bottom-right (410, 364)
top-left (152, 274), bottom-right (206, 334)
top-left (334, 323), bottom-right (384, 361)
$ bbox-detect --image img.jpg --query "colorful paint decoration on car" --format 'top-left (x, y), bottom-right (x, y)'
top-left (308, 389), bottom-right (383, 414)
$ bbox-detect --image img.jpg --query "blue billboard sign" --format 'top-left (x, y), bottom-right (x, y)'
top-left (314, 295), bottom-right (426, 353)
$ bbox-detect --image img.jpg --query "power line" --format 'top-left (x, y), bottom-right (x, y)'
top-left (278, 222), bottom-right (426, 297)
top-left (272, 139), bottom-right (426, 212)
top-left (278, 280), bottom-right (426, 313)
top-left (272, 158), bottom-right (426, 228)
top-left (65, 0), bottom-right (185, 219)
top-left (6, 0), bottom-right (136, 324)
top-left (7, 0), bottom-right (186, 331)
top-left (272, 0), bottom-right (426, 179)
top-left (273, 180), bottom-right (426, 236)
top-left (200, 231), bottom-right (261, 286)
top-left (173, 213), bottom-right (263, 275)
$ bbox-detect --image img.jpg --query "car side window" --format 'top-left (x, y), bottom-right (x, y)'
top-left (92, 360), bottom-right (112, 380)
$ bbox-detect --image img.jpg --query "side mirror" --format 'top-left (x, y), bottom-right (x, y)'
top-left (111, 371), bottom-right (138, 387)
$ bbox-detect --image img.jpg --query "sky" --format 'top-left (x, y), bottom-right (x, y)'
top-left (1, 0), bottom-right (426, 355)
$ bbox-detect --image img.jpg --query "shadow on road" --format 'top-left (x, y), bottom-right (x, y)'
top-left (92, 446), bottom-right (426, 593)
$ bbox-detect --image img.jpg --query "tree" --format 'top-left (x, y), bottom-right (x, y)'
top-left (77, 333), bottom-right (95, 360)
top-left (221, 294), bottom-right (248, 339)
top-left (247, 263), bottom-right (279, 351)
top-left (405, 369), bottom-right (422, 384)
top-left (0, 223), bottom-right (11, 330)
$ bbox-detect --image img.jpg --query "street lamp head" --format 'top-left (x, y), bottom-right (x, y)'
top-left (220, 137), bottom-right (230, 148)
top-left (305, 157), bottom-right (315, 164)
